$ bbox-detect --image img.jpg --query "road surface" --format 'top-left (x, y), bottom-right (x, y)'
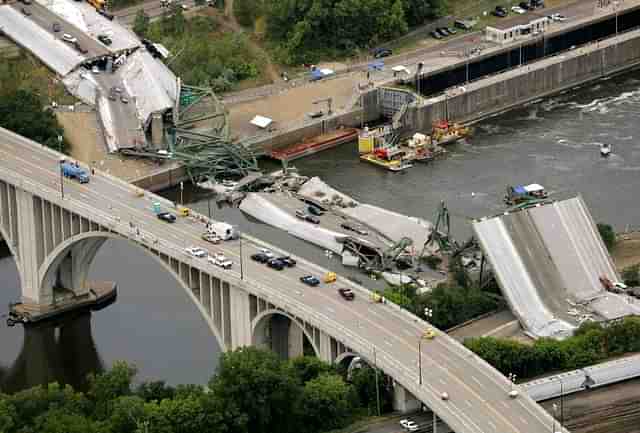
top-left (0, 127), bottom-right (565, 433)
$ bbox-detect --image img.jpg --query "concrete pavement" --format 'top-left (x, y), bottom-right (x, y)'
top-left (0, 127), bottom-right (566, 433)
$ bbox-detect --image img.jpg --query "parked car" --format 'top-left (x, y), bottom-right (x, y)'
top-left (436, 27), bottom-right (449, 37)
top-left (530, 0), bottom-right (544, 8)
top-left (251, 252), bottom-right (270, 263)
top-left (21, 7), bottom-right (31, 16)
top-left (549, 13), bottom-right (567, 21)
top-left (338, 288), bottom-right (355, 300)
top-left (260, 248), bottom-right (275, 258)
top-left (120, 95), bottom-right (129, 103)
top-left (267, 258), bottom-right (285, 271)
top-left (300, 275), bottom-right (320, 286)
top-left (295, 209), bottom-right (307, 220)
top-left (52, 22), bottom-right (61, 32)
top-left (307, 205), bottom-right (323, 216)
top-left (98, 34), bottom-right (112, 45)
top-left (446, 26), bottom-right (457, 34)
top-left (430, 30), bottom-right (443, 40)
top-left (519, 1), bottom-right (531, 9)
top-left (454, 19), bottom-right (475, 30)
top-left (157, 212), bottom-right (176, 223)
top-left (372, 47), bottom-right (392, 58)
top-left (277, 256), bottom-right (297, 267)
top-left (492, 6), bottom-right (508, 17)
top-left (209, 253), bottom-right (232, 269)
top-left (62, 33), bottom-right (77, 43)
top-left (185, 246), bottom-right (207, 258)
top-left (405, 421), bottom-right (419, 432)
top-left (112, 86), bottom-right (123, 93)
top-left (511, 6), bottom-right (526, 14)
top-left (399, 419), bottom-right (412, 429)
top-left (305, 214), bottom-right (320, 224)
top-left (202, 233), bottom-right (221, 244)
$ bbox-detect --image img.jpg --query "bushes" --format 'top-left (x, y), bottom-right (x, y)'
top-left (622, 264), bottom-right (640, 286)
top-left (464, 317), bottom-right (640, 379)
top-left (597, 223), bottom-right (616, 251)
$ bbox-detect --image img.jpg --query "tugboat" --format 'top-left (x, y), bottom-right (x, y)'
top-left (600, 143), bottom-right (612, 157)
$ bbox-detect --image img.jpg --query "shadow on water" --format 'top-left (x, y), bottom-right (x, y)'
top-left (0, 312), bottom-right (103, 393)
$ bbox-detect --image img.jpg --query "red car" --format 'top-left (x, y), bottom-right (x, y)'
top-left (338, 288), bottom-right (355, 300)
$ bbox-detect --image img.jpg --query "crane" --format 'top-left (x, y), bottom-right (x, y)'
top-left (312, 97), bottom-right (333, 115)
top-left (420, 201), bottom-right (453, 257)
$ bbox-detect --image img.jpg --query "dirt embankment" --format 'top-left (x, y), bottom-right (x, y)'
top-left (612, 232), bottom-right (640, 271)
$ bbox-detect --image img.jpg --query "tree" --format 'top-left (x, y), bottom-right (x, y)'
top-left (288, 356), bottom-right (333, 384)
top-left (136, 380), bottom-right (176, 402)
top-left (209, 347), bottom-right (302, 433)
top-left (0, 89), bottom-right (67, 152)
top-left (597, 223), bottom-right (616, 251)
top-left (133, 9), bottom-right (150, 37)
top-left (300, 374), bottom-right (355, 433)
top-left (622, 264), bottom-right (640, 286)
top-left (233, 0), bottom-right (263, 27)
top-left (87, 361), bottom-right (137, 419)
top-left (0, 398), bottom-right (16, 433)
top-left (349, 366), bottom-right (392, 413)
top-left (33, 409), bottom-right (99, 433)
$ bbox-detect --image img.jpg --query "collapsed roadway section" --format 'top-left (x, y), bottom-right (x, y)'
top-left (473, 196), bottom-right (640, 339)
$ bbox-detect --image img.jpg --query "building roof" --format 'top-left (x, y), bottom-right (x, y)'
top-left (473, 196), bottom-right (640, 338)
top-left (487, 12), bottom-right (548, 31)
top-left (0, 5), bottom-right (84, 75)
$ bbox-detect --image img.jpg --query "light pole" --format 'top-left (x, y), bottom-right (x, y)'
top-left (373, 346), bottom-right (381, 416)
top-left (179, 181), bottom-right (184, 206)
top-left (239, 235), bottom-right (244, 280)
top-left (325, 249), bottom-right (333, 271)
top-left (59, 162), bottom-right (64, 199)
top-left (419, 308), bottom-right (433, 385)
top-left (557, 376), bottom-right (565, 427)
top-left (508, 372), bottom-right (517, 392)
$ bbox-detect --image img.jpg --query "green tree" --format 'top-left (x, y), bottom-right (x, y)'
top-left (0, 89), bottom-right (67, 152)
top-left (288, 356), bottom-right (333, 384)
top-left (106, 395), bottom-right (147, 433)
top-left (133, 9), bottom-right (150, 37)
top-left (301, 374), bottom-right (355, 433)
top-left (33, 409), bottom-right (99, 433)
top-left (622, 264), bottom-right (640, 286)
top-left (136, 381), bottom-right (176, 402)
top-left (233, 0), bottom-right (264, 27)
top-left (210, 347), bottom-right (302, 433)
top-left (349, 366), bottom-right (392, 413)
top-left (597, 223), bottom-right (616, 251)
top-left (0, 397), bottom-right (16, 433)
top-left (87, 361), bottom-right (137, 419)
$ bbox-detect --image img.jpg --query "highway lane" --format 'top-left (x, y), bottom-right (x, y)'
top-left (0, 128), bottom-right (564, 433)
top-left (11, 1), bottom-right (109, 59)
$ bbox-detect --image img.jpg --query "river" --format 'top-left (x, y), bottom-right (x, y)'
top-left (2, 70), bottom-right (640, 392)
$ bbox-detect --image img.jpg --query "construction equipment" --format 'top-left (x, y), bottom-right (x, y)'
top-left (420, 201), bottom-right (453, 257)
top-left (312, 97), bottom-right (333, 115)
top-left (382, 237), bottom-right (413, 270)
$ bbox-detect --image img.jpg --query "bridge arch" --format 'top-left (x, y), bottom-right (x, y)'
top-left (335, 351), bottom-right (359, 366)
top-left (0, 224), bottom-right (25, 294)
top-left (37, 231), bottom-right (226, 351)
top-left (251, 309), bottom-right (320, 360)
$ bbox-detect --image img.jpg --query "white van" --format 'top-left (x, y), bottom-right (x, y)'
top-left (206, 222), bottom-right (236, 241)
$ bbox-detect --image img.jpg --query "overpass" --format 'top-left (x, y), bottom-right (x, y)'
top-left (0, 126), bottom-right (566, 433)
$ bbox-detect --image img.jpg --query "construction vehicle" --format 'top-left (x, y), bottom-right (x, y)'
top-left (504, 184), bottom-right (548, 206)
top-left (324, 272), bottom-right (337, 283)
top-left (86, 0), bottom-right (106, 10)
top-left (60, 161), bottom-right (90, 183)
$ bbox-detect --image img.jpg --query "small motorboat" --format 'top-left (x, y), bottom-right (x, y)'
top-left (600, 143), bottom-right (612, 157)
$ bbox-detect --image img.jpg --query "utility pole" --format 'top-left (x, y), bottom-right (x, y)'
top-left (59, 163), bottom-right (64, 199)
top-left (373, 346), bottom-right (381, 416)
top-left (239, 236), bottom-right (244, 280)
top-left (179, 181), bottom-right (184, 205)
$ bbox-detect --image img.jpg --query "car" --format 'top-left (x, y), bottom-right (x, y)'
top-left (530, 0), bottom-right (544, 8)
top-left (423, 328), bottom-right (436, 339)
top-left (436, 27), bottom-right (449, 37)
top-left (405, 421), bottom-right (419, 432)
top-left (52, 22), bottom-right (61, 32)
top-left (62, 34), bottom-right (77, 43)
top-left (251, 252), bottom-right (270, 263)
top-left (92, 65), bottom-right (100, 74)
top-left (324, 272), bottom-right (337, 283)
top-left (511, 6), bottom-right (526, 14)
top-left (157, 212), bottom-right (176, 223)
top-left (185, 246), bottom-right (207, 258)
top-left (441, 391), bottom-right (449, 401)
top-left (277, 256), bottom-right (297, 267)
top-left (492, 6), bottom-right (508, 17)
top-left (21, 0), bottom-right (32, 4)
top-left (399, 419), bottom-right (411, 429)
top-left (307, 205), bottom-right (323, 216)
top-left (338, 287), bottom-right (355, 300)
top-left (373, 47), bottom-right (392, 58)
top-left (430, 30), bottom-right (443, 40)
top-left (209, 253), bottom-right (232, 269)
top-left (112, 86), bottom-right (123, 93)
top-left (614, 282), bottom-right (629, 290)
top-left (98, 9), bottom-right (114, 20)
top-left (201, 233), bottom-right (221, 244)
top-left (300, 275), bottom-right (320, 286)
top-left (120, 95), bottom-right (129, 103)
top-left (509, 389), bottom-right (520, 398)
top-left (260, 248), bottom-right (275, 258)
top-left (295, 209), bottom-right (307, 220)
top-left (21, 7), bottom-right (31, 16)
top-left (550, 13), bottom-right (567, 22)
top-left (267, 258), bottom-right (285, 270)
top-left (454, 19), bottom-right (475, 30)
top-left (98, 34), bottom-right (112, 45)
top-left (519, 1), bottom-right (531, 9)
top-left (446, 26), bottom-right (457, 34)
top-left (305, 214), bottom-right (320, 224)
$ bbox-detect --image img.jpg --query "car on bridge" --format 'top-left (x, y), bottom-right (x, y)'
top-left (62, 34), bottom-right (77, 44)
top-left (277, 256), bottom-right (296, 267)
top-left (202, 233), bottom-right (222, 244)
top-left (209, 253), bottom-right (232, 269)
top-left (157, 212), bottom-right (176, 223)
top-left (338, 288), bottom-right (354, 300)
top-left (185, 246), bottom-right (207, 258)
top-left (251, 252), bottom-right (270, 263)
top-left (267, 258), bottom-right (285, 271)
top-left (260, 248), bottom-right (275, 258)
top-left (300, 275), bottom-right (320, 286)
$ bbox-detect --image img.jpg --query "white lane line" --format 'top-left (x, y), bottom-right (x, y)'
top-left (472, 376), bottom-right (483, 387)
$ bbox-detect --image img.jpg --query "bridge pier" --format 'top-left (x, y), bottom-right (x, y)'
top-left (393, 381), bottom-right (421, 413)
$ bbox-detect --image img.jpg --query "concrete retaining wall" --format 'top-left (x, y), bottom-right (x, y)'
top-left (408, 29), bottom-right (640, 131)
top-left (130, 164), bottom-right (188, 192)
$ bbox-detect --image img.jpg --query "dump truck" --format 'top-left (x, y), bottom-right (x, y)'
top-left (60, 161), bottom-right (90, 183)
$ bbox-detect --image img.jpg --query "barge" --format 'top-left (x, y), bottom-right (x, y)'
top-left (270, 128), bottom-right (358, 162)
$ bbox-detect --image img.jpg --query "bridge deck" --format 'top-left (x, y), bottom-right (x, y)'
top-left (0, 127), bottom-right (565, 433)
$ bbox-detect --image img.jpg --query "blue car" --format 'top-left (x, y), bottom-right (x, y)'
top-left (300, 275), bottom-right (320, 286)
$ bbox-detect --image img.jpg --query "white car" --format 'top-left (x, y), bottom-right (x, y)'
top-left (511, 6), bottom-right (526, 14)
top-left (406, 421), bottom-right (419, 432)
top-left (550, 13), bottom-right (567, 22)
top-left (62, 33), bottom-right (77, 43)
top-left (185, 246), bottom-right (207, 258)
top-left (399, 419), bottom-right (411, 429)
top-left (202, 233), bottom-right (222, 244)
top-left (209, 253), bottom-right (232, 269)
top-left (260, 248), bottom-right (274, 258)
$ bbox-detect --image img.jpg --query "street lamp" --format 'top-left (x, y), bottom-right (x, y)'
top-left (325, 249), bottom-right (333, 270)
top-left (418, 308), bottom-right (433, 386)
top-left (508, 372), bottom-right (517, 392)
top-left (557, 376), bottom-right (565, 427)
top-left (239, 235), bottom-right (244, 281)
